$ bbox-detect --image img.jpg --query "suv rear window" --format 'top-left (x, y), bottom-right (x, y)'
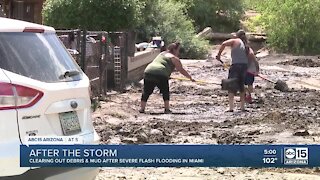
top-left (0, 32), bottom-right (82, 83)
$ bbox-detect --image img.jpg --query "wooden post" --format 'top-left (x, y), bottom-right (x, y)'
top-left (76, 30), bottom-right (81, 64)
top-left (80, 30), bottom-right (87, 72)
top-left (98, 33), bottom-right (103, 95)
top-left (123, 32), bottom-right (128, 85)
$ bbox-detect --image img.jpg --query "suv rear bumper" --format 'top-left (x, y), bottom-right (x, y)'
top-left (0, 167), bottom-right (99, 180)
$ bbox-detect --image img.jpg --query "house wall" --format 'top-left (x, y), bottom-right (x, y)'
top-left (2, 0), bottom-right (44, 24)
top-left (0, 2), bottom-right (5, 17)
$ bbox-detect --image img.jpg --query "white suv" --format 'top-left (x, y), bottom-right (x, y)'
top-left (0, 18), bottom-right (99, 179)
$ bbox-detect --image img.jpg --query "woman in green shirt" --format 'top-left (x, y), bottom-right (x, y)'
top-left (139, 42), bottom-right (194, 114)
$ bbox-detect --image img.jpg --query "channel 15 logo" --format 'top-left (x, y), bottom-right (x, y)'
top-left (284, 147), bottom-right (308, 165)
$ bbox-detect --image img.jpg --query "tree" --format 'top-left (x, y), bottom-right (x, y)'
top-left (42, 0), bottom-right (144, 31)
top-left (43, 0), bottom-right (209, 59)
top-left (176, 0), bottom-right (244, 32)
top-left (257, 0), bottom-right (320, 54)
top-left (137, 0), bottom-right (209, 59)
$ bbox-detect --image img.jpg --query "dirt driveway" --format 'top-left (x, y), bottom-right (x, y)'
top-left (94, 48), bottom-right (320, 179)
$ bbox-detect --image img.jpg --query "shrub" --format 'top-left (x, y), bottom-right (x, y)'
top-left (137, 0), bottom-right (209, 59)
top-left (242, 14), bottom-right (266, 33)
top-left (268, 0), bottom-right (320, 54)
top-left (43, 0), bottom-right (209, 59)
top-left (42, 0), bottom-right (144, 31)
top-left (177, 0), bottom-right (244, 32)
top-left (245, 0), bottom-right (320, 54)
top-left (242, 0), bottom-right (267, 11)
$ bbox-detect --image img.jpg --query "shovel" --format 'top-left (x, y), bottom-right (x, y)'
top-left (247, 72), bottom-right (289, 92)
top-left (216, 59), bottom-right (289, 92)
top-left (171, 77), bottom-right (219, 85)
top-left (170, 77), bottom-right (239, 91)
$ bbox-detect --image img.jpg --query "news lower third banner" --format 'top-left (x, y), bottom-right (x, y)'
top-left (20, 145), bottom-right (319, 167)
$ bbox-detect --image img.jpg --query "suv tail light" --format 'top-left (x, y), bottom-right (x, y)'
top-left (23, 27), bottom-right (45, 33)
top-left (0, 83), bottom-right (43, 110)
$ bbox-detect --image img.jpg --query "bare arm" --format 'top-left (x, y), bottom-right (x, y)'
top-left (171, 57), bottom-right (194, 81)
top-left (248, 48), bottom-right (260, 74)
top-left (216, 39), bottom-right (235, 60)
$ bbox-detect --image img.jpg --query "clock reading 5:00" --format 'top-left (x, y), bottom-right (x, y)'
top-left (264, 149), bottom-right (277, 155)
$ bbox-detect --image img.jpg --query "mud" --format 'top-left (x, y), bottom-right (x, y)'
top-left (96, 167), bottom-right (320, 180)
top-left (94, 48), bottom-right (320, 179)
top-left (279, 58), bottom-right (320, 67)
top-left (94, 88), bottom-right (320, 145)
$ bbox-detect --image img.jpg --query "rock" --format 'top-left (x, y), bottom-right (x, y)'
top-left (133, 127), bottom-right (145, 134)
top-left (223, 120), bottom-right (234, 124)
top-left (106, 91), bottom-right (118, 95)
top-left (267, 139), bottom-right (275, 143)
top-left (255, 85), bottom-right (262, 89)
top-left (111, 125), bottom-right (122, 131)
top-left (293, 130), bottom-right (310, 136)
top-left (184, 139), bottom-right (189, 143)
top-left (121, 138), bottom-right (135, 144)
top-left (188, 131), bottom-right (201, 136)
top-left (100, 131), bottom-right (112, 139)
top-left (248, 130), bottom-right (261, 136)
top-left (212, 133), bottom-right (217, 138)
top-left (255, 97), bottom-right (264, 104)
top-left (150, 129), bottom-right (163, 136)
top-left (217, 167), bottom-right (225, 174)
top-left (136, 133), bottom-right (149, 143)
top-left (115, 174), bottom-right (127, 180)
top-left (211, 95), bottom-right (218, 98)
top-left (117, 129), bottom-right (130, 136)
top-left (151, 122), bottom-right (162, 129)
top-left (313, 167), bottom-right (320, 172)
top-left (220, 124), bottom-right (233, 129)
top-left (124, 85), bottom-right (132, 91)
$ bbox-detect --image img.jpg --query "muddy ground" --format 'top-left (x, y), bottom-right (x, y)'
top-left (94, 47), bottom-right (320, 179)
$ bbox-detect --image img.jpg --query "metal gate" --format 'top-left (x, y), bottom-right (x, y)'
top-left (113, 46), bottom-right (122, 89)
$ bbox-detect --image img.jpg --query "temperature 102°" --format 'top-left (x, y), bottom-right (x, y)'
top-left (263, 157), bottom-right (277, 164)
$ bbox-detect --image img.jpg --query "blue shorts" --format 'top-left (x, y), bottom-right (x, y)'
top-left (245, 73), bottom-right (255, 85)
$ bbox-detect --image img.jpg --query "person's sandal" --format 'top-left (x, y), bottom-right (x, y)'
top-left (139, 109), bottom-right (145, 113)
top-left (164, 109), bottom-right (172, 114)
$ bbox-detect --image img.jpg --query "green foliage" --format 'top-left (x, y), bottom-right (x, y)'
top-left (176, 0), bottom-right (244, 32)
top-left (43, 0), bottom-right (210, 58)
top-left (255, 0), bottom-right (320, 54)
top-left (42, 0), bottom-right (145, 31)
top-left (242, 14), bottom-right (266, 33)
top-left (137, 0), bottom-right (209, 59)
top-left (242, 0), bottom-right (267, 11)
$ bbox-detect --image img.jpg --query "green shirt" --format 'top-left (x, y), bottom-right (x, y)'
top-left (144, 53), bottom-right (175, 78)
